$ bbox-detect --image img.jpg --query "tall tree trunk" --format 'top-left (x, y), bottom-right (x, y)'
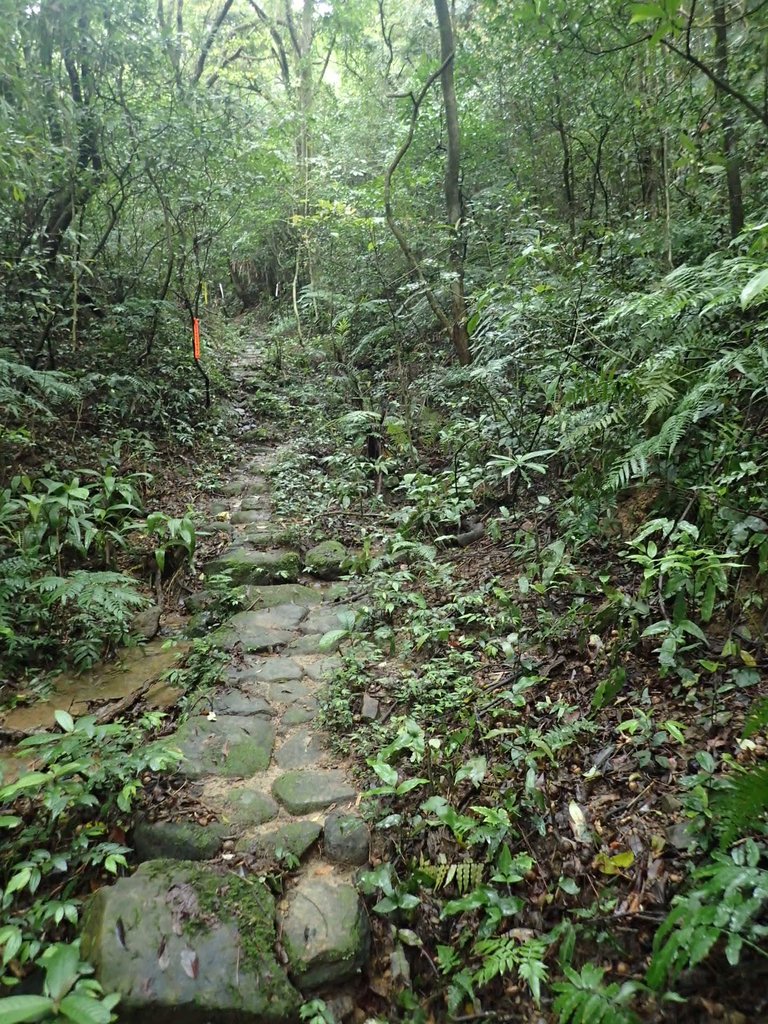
top-left (434, 0), bottom-right (471, 366)
top-left (712, 0), bottom-right (744, 238)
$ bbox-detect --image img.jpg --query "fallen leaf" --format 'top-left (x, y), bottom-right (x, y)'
top-left (568, 801), bottom-right (590, 843)
top-left (180, 949), bottom-right (199, 979)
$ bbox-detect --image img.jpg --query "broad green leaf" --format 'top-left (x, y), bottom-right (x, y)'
top-left (0, 995), bottom-right (54, 1023)
top-left (740, 267), bottom-right (768, 308)
top-left (42, 942), bottom-right (80, 1001)
top-left (59, 993), bottom-right (114, 1024)
top-left (55, 709), bottom-right (75, 733)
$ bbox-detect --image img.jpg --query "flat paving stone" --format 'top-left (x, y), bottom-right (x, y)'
top-left (232, 511), bottom-right (271, 527)
top-left (222, 788), bottom-right (280, 825)
top-left (300, 605), bottom-right (355, 635)
top-left (301, 656), bottom-right (342, 682)
top-left (245, 584), bottom-right (322, 608)
top-left (280, 706), bottom-right (318, 727)
top-left (214, 612), bottom-right (296, 653)
top-left (240, 495), bottom-right (269, 511)
top-left (173, 715), bottom-right (275, 779)
top-left (275, 729), bottom-right (327, 769)
top-left (287, 633), bottom-right (341, 655)
top-left (212, 690), bottom-right (275, 716)
top-left (248, 604), bottom-right (309, 630)
top-left (272, 770), bottom-right (355, 814)
top-left (226, 656), bottom-right (303, 683)
top-left (260, 680), bottom-right (317, 706)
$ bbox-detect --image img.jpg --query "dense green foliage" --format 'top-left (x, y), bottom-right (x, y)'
top-left (1, 0), bottom-right (767, 1019)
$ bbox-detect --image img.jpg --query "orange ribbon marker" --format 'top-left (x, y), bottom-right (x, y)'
top-left (192, 317), bottom-right (201, 361)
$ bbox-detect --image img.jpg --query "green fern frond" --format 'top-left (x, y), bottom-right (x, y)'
top-left (647, 842), bottom-right (768, 990)
top-left (714, 763), bottom-right (768, 846)
top-left (473, 935), bottom-right (549, 1004)
top-left (552, 963), bottom-right (641, 1024)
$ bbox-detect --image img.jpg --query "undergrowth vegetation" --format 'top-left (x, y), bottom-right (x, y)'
top-left (262, 216), bottom-right (768, 1023)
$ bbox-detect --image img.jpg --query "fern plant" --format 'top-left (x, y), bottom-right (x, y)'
top-left (647, 839), bottom-right (768, 991)
top-left (552, 963), bottom-right (642, 1024)
top-left (473, 934), bottom-right (549, 1004)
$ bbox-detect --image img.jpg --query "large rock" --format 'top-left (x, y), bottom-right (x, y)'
top-left (304, 541), bottom-right (348, 581)
top-left (238, 821), bottom-right (322, 861)
top-left (132, 819), bottom-right (226, 862)
top-left (212, 610), bottom-right (296, 653)
top-left (323, 813), bottom-right (370, 866)
top-left (272, 770), bottom-right (355, 814)
top-left (280, 873), bottom-right (370, 989)
top-left (204, 548), bottom-right (302, 586)
top-left (226, 656), bottom-right (303, 685)
top-left (81, 861), bottom-right (300, 1023)
top-left (299, 605), bottom-right (355, 636)
top-left (222, 788), bottom-right (279, 826)
top-left (245, 584), bottom-right (322, 609)
top-left (172, 715), bottom-right (275, 779)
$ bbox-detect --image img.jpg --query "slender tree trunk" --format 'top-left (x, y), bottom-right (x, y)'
top-left (712, 0), bottom-right (744, 237)
top-left (434, 0), bottom-right (471, 365)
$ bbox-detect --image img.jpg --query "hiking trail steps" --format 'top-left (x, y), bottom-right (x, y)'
top-left (81, 341), bottom-right (371, 1021)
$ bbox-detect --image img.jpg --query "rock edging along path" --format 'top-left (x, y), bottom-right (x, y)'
top-left (82, 347), bottom-right (371, 1022)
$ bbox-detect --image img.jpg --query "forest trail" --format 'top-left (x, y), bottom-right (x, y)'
top-left (79, 343), bottom-right (372, 1019)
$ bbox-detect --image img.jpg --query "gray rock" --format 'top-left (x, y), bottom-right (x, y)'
top-left (244, 584), bottom-right (322, 609)
top-left (232, 509), bottom-right (270, 525)
top-left (240, 495), bottom-right (269, 511)
top-left (300, 605), bottom-right (355, 636)
top-left (361, 693), bottom-right (379, 720)
top-left (212, 690), bottom-right (275, 716)
top-left (261, 680), bottom-right (317, 706)
top-left (302, 657), bottom-right (342, 682)
top-left (131, 604), bottom-right (162, 640)
top-left (132, 818), bottom-right (226, 862)
top-left (275, 730), bottom-right (327, 769)
top-left (243, 475), bottom-right (269, 495)
top-left (287, 633), bottom-right (341, 655)
top-left (304, 541), bottom-right (348, 581)
top-left (280, 706), bottom-right (318, 727)
top-left (204, 548), bottom-right (302, 586)
top-left (185, 610), bottom-right (216, 638)
top-left (218, 478), bottom-right (249, 496)
top-left (226, 657), bottom-right (303, 683)
top-left (195, 520), bottom-right (234, 538)
top-left (81, 861), bottom-right (300, 1023)
top-left (223, 789), bottom-right (279, 826)
top-left (323, 813), bottom-right (370, 866)
top-left (239, 821), bottom-right (322, 861)
top-left (281, 874), bottom-right (370, 988)
top-left (212, 610), bottom-right (296, 653)
top-left (173, 715), bottom-right (275, 779)
top-left (184, 590), bottom-right (213, 613)
top-left (272, 770), bottom-right (355, 814)
top-left (248, 604), bottom-right (309, 630)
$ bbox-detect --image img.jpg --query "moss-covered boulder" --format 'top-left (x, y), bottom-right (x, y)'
top-left (132, 818), bottom-right (226, 862)
top-left (304, 540), bottom-right (348, 580)
top-left (80, 860), bottom-right (300, 1023)
top-left (204, 547), bottom-right (302, 586)
top-left (172, 715), bottom-right (275, 779)
top-left (280, 873), bottom-right (370, 989)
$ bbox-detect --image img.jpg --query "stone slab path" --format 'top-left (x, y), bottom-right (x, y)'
top-left (81, 343), bottom-right (370, 1022)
